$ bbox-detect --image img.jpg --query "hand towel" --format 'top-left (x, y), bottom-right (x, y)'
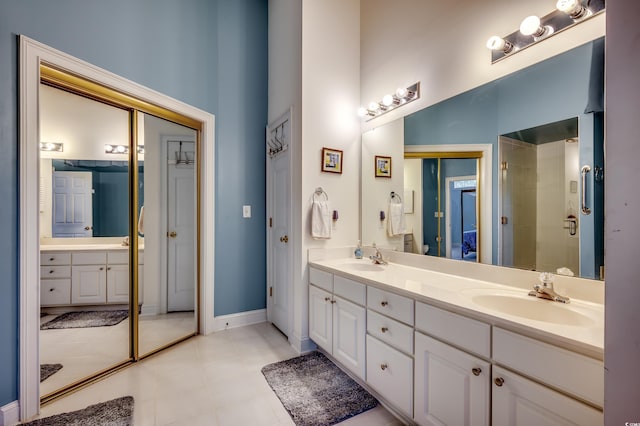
top-left (387, 202), bottom-right (406, 237)
top-left (138, 206), bottom-right (144, 235)
top-left (311, 200), bottom-right (332, 239)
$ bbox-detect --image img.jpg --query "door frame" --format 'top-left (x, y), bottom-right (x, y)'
top-left (19, 36), bottom-right (215, 420)
top-left (266, 109), bottom-right (293, 339)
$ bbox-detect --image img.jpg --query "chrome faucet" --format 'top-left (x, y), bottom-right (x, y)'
top-left (528, 272), bottom-right (570, 304)
top-left (369, 244), bottom-right (388, 265)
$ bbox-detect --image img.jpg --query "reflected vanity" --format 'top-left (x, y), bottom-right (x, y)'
top-left (361, 38), bottom-right (604, 280)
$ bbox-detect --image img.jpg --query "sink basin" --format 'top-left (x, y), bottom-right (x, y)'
top-left (463, 291), bottom-right (595, 326)
top-left (338, 261), bottom-right (386, 272)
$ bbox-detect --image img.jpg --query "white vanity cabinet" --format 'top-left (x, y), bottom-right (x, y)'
top-left (41, 248), bottom-right (144, 307)
top-left (414, 303), bottom-right (491, 426)
top-left (308, 268), bottom-right (366, 379)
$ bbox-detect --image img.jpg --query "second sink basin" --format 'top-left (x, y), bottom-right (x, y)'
top-left (462, 289), bottom-right (596, 327)
top-left (339, 260), bottom-right (386, 272)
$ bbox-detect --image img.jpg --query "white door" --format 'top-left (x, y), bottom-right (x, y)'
top-left (267, 114), bottom-right (291, 335)
top-left (414, 332), bottom-right (490, 426)
top-left (52, 171), bottom-right (93, 237)
top-left (332, 296), bottom-right (366, 379)
top-left (167, 141), bottom-right (196, 312)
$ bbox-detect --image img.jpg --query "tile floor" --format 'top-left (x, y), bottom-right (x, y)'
top-left (35, 322), bottom-right (403, 426)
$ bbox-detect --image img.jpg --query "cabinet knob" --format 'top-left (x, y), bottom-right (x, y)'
top-left (330, 299), bottom-right (336, 304)
top-left (49, 257), bottom-right (55, 261)
top-left (494, 377), bottom-right (504, 387)
top-left (381, 327), bottom-right (388, 333)
top-left (380, 363), bottom-right (388, 371)
top-left (169, 231), bottom-right (177, 238)
top-left (107, 267), bottom-right (111, 270)
top-left (324, 297), bottom-right (331, 302)
top-left (99, 267), bottom-right (104, 271)
top-left (49, 270), bottom-right (54, 274)
top-left (49, 288), bottom-right (54, 292)
top-left (380, 301), bottom-right (388, 307)
top-left (472, 368), bottom-right (481, 376)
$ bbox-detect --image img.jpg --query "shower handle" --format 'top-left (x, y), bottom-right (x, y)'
top-left (581, 165), bottom-right (591, 215)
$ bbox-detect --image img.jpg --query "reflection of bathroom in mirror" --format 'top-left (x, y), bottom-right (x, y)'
top-left (361, 38), bottom-right (604, 280)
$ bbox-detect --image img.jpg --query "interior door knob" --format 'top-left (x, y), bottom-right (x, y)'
top-left (169, 231), bottom-right (177, 238)
top-left (280, 235), bottom-right (288, 243)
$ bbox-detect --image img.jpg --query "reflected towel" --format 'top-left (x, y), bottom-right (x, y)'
top-left (387, 202), bottom-right (406, 237)
top-left (138, 206), bottom-right (144, 235)
top-left (312, 200), bottom-right (332, 239)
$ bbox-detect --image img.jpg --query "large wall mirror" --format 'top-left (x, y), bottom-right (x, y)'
top-left (361, 38), bottom-right (604, 280)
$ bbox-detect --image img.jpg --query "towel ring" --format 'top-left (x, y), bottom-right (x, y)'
top-left (314, 187), bottom-right (329, 201)
top-left (390, 191), bottom-right (402, 203)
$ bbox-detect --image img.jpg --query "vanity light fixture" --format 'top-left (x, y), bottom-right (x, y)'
top-left (39, 142), bottom-right (63, 152)
top-left (486, 0), bottom-right (604, 64)
top-left (104, 144), bottom-right (145, 154)
top-left (357, 82), bottom-right (420, 121)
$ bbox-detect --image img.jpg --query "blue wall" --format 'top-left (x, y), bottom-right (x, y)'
top-left (405, 39), bottom-right (603, 274)
top-left (0, 0), bottom-right (267, 405)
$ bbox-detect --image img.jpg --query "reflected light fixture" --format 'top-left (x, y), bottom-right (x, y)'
top-left (105, 144), bottom-right (145, 154)
top-left (39, 142), bottom-right (63, 152)
top-left (357, 82), bottom-right (420, 121)
top-left (486, 36), bottom-right (514, 54)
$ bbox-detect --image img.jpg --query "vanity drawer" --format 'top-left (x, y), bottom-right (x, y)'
top-left (40, 265), bottom-right (71, 279)
top-left (72, 251), bottom-right (107, 265)
top-left (493, 327), bottom-right (604, 407)
top-left (366, 335), bottom-right (413, 417)
top-left (367, 287), bottom-right (414, 325)
top-left (41, 252), bottom-right (71, 266)
top-left (416, 302), bottom-right (491, 358)
top-left (309, 267), bottom-right (333, 292)
top-left (40, 279), bottom-right (71, 306)
top-left (367, 309), bottom-right (413, 354)
top-left (334, 275), bottom-right (365, 305)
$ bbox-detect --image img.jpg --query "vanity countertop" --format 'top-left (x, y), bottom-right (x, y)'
top-left (309, 257), bottom-right (604, 359)
top-left (40, 243), bottom-right (143, 251)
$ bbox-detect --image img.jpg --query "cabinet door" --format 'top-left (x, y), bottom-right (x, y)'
top-left (71, 265), bottom-right (107, 304)
top-left (107, 264), bottom-right (129, 303)
top-left (492, 366), bottom-right (603, 426)
top-left (333, 296), bottom-right (366, 379)
top-left (309, 285), bottom-right (332, 353)
top-left (414, 332), bottom-right (490, 426)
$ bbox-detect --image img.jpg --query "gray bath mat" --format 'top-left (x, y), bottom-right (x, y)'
top-left (40, 364), bottom-right (62, 382)
top-left (40, 311), bottom-right (128, 330)
top-left (261, 351), bottom-right (378, 426)
top-left (22, 396), bottom-right (133, 425)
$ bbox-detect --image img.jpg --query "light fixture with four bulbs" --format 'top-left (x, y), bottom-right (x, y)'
top-left (358, 82), bottom-right (420, 120)
top-left (485, 0), bottom-right (604, 63)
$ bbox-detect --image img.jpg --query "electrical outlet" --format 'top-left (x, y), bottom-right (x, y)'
top-left (243, 205), bottom-right (251, 218)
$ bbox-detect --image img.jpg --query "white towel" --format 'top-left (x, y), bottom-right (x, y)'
top-left (311, 200), bottom-right (332, 239)
top-left (138, 206), bottom-right (144, 235)
top-left (387, 202), bottom-right (406, 237)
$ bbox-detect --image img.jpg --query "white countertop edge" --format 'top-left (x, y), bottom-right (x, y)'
top-left (309, 257), bottom-right (604, 360)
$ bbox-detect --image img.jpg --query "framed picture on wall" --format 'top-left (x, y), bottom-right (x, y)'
top-left (375, 155), bottom-right (392, 178)
top-left (321, 147), bottom-right (343, 174)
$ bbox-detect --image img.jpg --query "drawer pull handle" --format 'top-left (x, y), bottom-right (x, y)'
top-left (380, 363), bottom-right (388, 371)
top-left (380, 301), bottom-right (388, 307)
top-left (49, 270), bottom-right (54, 274)
top-left (49, 288), bottom-right (54, 292)
top-left (49, 257), bottom-right (55, 261)
top-left (472, 368), bottom-right (481, 376)
top-left (494, 377), bottom-right (504, 387)
top-left (381, 327), bottom-right (388, 333)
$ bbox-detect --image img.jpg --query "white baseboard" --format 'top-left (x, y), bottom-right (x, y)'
top-left (211, 309), bottom-right (267, 332)
top-left (0, 401), bottom-right (19, 426)
top-left (290, 333), bottom-right (316, 354)
top-left (140, 304), bottom-right (160, 316)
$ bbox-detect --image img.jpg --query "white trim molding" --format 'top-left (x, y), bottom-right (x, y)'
top-left (212, 309), bottom-right (267, 331)
top-left (19, 35), bottom-right (215, 420)
top-left (0, 401), bottom-right (19, 426)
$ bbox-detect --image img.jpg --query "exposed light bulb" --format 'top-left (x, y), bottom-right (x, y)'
top-left (395, 87), bottom-right (408, 99)
top-left (104, 144), bottom-right (114, 152)
top-left (520, 15), bottom-right (542, 36)
top-left (116, 145), bottom-right (126, 153)
top-left (486, 36), bottom-right (514, 54)
top-left (367, 101), bottom-right (380, 112)
top-left (382, 94), bottom-right (394, 107)
top-left (556, 0), bottom-right (590, 19)
top-left (357, 107), bottom-right (368, 117)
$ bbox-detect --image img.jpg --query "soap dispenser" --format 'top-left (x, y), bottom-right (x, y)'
top-left (354, 240), bottom-right (363, 259)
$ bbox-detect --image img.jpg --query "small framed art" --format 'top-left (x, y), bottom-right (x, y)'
top-left (321, 147), bottom-right (343, 174)
top-left (375, 155), bottom-right (392, 178)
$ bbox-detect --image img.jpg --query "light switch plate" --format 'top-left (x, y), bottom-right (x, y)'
top-left (243, 205), bottom-right (251, 218)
